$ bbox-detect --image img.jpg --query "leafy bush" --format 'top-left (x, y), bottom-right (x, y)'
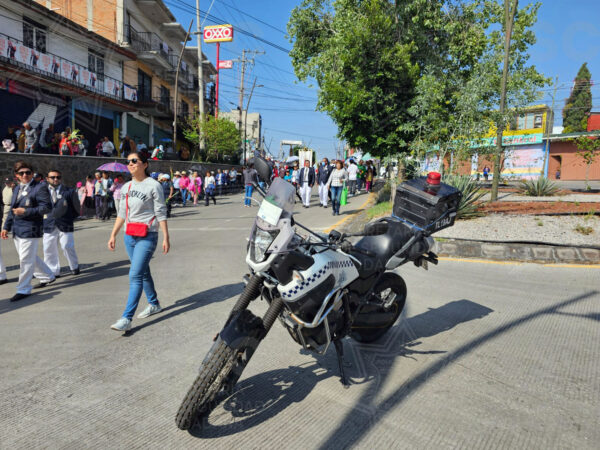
top-left (377, 181), bottom-right (392, 203)
top-left (442, 174), bottom-right (486, 219)
top-left (518, 177), bottom-right (560, 197)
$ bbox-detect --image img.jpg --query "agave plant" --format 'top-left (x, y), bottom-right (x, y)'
top-left (518, 177), bottom-right (559, 197)
top-left (442, 174), bottom-right (486, 219)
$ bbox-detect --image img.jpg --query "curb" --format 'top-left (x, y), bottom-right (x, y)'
top-left (324, 192), bottom-right (377, 234)
top-left (434, 238), bottom-right (600, 265)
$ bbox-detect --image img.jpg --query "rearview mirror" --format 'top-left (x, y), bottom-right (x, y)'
top-left (363, 221), bottom-right (389, 236)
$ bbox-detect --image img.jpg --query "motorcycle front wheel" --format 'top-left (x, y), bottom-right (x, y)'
top-left (175, 337), bottom-right (237, 430)
top-left (350, 272), bottom-right (407, 343)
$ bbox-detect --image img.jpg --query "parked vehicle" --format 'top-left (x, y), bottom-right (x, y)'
top-left (175, 161), bottom-right (461, 430)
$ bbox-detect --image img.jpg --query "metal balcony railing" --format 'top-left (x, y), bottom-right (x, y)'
top-left (128, 25), bottom-right (174, 69)
top-left (0, 31), bottom-right (133, 102)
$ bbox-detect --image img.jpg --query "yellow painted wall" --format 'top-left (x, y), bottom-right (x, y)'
top-left (485, 105), bottom-right (550, 137)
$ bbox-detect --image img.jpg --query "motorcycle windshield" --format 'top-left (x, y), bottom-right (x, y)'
top-left (256, 177), bottom-right (296, 225)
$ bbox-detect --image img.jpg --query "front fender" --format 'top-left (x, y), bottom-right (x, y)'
top-left (220, 309), bottom-right (265, 352)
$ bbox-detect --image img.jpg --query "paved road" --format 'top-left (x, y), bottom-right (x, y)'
top-left (0, 189), bottom-right (598, 449)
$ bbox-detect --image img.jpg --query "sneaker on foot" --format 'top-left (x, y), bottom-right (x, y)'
top-left (110, 317), bottom-right (131, 331)
top-left (137, 303), bottom-right (162, 319)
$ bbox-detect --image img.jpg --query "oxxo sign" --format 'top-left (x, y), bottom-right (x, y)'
top-left (203, 25), bottom-right (234, 43)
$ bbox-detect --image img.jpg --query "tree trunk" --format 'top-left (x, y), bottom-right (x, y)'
top-left (491, 0), bottom-right (519, 202)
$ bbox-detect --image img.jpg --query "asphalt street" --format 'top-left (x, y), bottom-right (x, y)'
top-left (0, 188), bottom-right (598, 449)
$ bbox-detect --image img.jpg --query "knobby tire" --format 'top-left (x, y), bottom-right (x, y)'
top-left (175, 338), bottom-right (236, 430)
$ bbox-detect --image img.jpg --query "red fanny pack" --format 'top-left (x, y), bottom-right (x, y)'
top-left (125, 184), bottom-right (154, 237)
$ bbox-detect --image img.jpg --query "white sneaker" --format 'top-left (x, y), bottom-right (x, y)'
top-left (111, 317), bottom-right (131, 331)
top-left (137, 303), bottom-right (162, 319)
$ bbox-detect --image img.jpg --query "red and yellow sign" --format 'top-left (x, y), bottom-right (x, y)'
top-left (203, 25), bottom-right (234, 43)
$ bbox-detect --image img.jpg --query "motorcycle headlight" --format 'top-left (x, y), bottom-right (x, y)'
top-left (250, 228), bottom-right (279, 262)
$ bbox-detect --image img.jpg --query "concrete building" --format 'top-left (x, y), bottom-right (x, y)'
top-left (34, 0), bottom-right (216, 150)
top-left (0, 0), bottom-right (136, 147)
top-left (220, 110), bottom-right (262, 156)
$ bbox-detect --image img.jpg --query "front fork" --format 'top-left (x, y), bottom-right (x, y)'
top-left (218, 274), bottom-right (284, 389)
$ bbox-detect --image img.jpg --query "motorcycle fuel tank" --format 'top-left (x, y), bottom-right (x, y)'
top-left (277, 249), bottom-right (359, 303)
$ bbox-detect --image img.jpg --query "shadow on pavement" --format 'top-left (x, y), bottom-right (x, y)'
top-left (316, 291), bottom-right (597, 449)
top-left (0, 261), bottom-right (110, 314)
top-left (125, 282), bottom-right (245, 336)
top-left (187, 299), bottom-right (493, 439)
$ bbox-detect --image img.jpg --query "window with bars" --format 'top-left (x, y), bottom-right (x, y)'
top-left (88, 50), bottom-right (105, 81)
top-left (160, 85), bottom-right (170, 106)
top-left (138, 70), bottom-right (152, 101)
top-left (180, 101), bottom-right (189, 117)
top-left (23, 18), bottom-right (46, 53)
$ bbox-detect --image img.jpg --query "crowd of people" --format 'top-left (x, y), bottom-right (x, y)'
top-left (1, 123), bottom-right (193, 161)
top-left (242, 157), bottom-right (377, 215)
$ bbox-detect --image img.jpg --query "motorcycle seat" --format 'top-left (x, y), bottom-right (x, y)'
top-left (350, 220), bottom-right (414, 278)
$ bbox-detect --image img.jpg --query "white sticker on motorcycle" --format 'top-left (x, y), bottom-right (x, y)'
top-left (257, 200), bottom-right (283, 226)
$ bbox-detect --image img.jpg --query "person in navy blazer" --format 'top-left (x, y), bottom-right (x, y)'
top-left (1, 161), bottom-right (56, 301)
top-left (298, 159), bottom-right (316, 208)
top-left (43, 169), bottom-right (80, 277)
top-left (317, 158), bottom-right (333, 207)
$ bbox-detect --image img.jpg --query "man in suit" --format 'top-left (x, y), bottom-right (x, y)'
top-left (317, 158), bottom-right (332, 207)
top-left (298, 159), bottom-right (316, 208)
top-left (43, 169), bottom-right (80, 278)
top-left (1, 161), bottom-right (55, 301)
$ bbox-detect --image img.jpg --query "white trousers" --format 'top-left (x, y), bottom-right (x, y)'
top-left (318, 183), bottom-right (328, 206)
top-left (43, 228), bottom-right (79, 275)
top-left (0, 240), bottom-right (6, 280)
top-left (14, 237), bottom-right (54, 294)
top-left (299, 182), bottom-right (311, 206)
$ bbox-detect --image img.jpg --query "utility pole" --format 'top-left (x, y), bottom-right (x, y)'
top-left (195, 0), bottom-right (204, 154)
top-left (173, 20), bottom-right (194, 152)
top-left (491, 0), bottom-right (519, 202)
top-left (244, 78), bottom-right (262, 163)
top-left (235, 49), bottom-right (264, 163)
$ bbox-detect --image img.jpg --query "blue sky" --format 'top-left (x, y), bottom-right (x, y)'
top-left (165, 0), bottom-right (600, 158)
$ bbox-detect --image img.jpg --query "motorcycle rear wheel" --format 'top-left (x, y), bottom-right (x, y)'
top-left (175, 338), bottom-right (236, 430)
top-left (350, 272), bottom-right (407, 343)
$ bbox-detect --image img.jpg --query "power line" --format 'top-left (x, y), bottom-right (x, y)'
top-left (166, 0), bottom-right (291, 54)
top-left (216, 0), bottom-right (286, 35)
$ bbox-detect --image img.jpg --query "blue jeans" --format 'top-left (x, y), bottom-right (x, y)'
top-left (330, 186), bottom-right (343, 214)
top-left (244, 184), bottom-right (253, 206)
top-left (123, 232), bottom-right (159, 320)
top-left (180, 188), bottom-right (188, 206)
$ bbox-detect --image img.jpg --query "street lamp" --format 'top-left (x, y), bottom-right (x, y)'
top-left (244, 79), bottom-right (263, 163)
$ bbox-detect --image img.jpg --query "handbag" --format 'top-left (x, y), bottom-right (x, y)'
top-left (340, 182), bottom-right (348, 206)
top-left (125, 184), bottom-right (154, 237)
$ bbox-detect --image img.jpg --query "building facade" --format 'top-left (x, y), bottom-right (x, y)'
top-left (0, 0), bottom-right (137, 149)
top-left (32, 0), bottom-right (216, 151)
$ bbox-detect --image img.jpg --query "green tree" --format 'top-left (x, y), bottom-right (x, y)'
top-left (478, 0), bottom-right (550, 200)
top-left (572, 135), bottom-right (600, 190)
top-left (562, 63), bottom-right (592, 133)
top-left (183, 115), bottom-right (240, 162)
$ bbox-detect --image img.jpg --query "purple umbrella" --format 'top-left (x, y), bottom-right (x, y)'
top-left (97, 162), bottom-right (129, 172)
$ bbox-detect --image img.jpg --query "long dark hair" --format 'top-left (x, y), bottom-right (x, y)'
top-left (128, 151), bottom-right (150, 176)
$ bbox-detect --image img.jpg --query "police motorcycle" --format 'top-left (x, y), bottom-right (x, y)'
top-left (176, 158), bottom-right (461, 430)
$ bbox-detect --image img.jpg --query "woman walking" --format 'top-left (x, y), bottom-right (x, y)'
top-left (204, 170), bottom-right (216, 206)
top-left (108, 152), bottom-right (170, 332)
top-left (189, 171), bottom-right (202, 205)
top-left (326, 160), bottom-right (347, 216)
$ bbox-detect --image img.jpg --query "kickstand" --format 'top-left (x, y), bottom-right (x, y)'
top-left (334, 340), bottom-right (350, 389)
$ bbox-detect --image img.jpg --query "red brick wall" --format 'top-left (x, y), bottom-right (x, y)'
top-left (549, 141), bottom-right (600, 180)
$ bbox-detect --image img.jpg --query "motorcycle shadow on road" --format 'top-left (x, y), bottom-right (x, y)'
top-left (188, 299), bottom-right (493, 439)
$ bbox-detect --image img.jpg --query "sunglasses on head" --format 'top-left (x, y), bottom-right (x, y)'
top-left (127, 158), bottom-right (139, 165)
top-left (17, 170), bottom-right (32, 176)
top-left (48, 175), bottom-right (61, 180)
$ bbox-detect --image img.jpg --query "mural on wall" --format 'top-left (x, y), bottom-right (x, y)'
top-left (501, 145), bottom-right (544, 179)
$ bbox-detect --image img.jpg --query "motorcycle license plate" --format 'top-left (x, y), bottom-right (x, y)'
top-left (257, 200), bottom-right (283, 226)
